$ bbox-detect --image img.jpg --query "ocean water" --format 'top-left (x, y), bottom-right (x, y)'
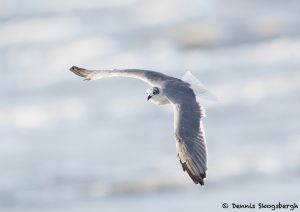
top-left (0, 0), bottom-right (300, 211)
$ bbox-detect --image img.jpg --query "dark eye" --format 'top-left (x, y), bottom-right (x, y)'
top-left (153, 87), bottom-right (159, 95)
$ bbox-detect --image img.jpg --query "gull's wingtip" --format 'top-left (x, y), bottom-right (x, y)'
top-left (69, 65), bottom-right (76, 71)
top-left (179, 157), bottom-right (206, 186)
top-left (69, 65), bottom-right (80, 72)
top-left (69, 66), bottom-right (90, 79)
top-left (69, 65), bottom-right (85, 74)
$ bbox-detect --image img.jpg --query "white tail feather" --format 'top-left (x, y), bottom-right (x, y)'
top-left (182, 71), bottom-right (218, 101)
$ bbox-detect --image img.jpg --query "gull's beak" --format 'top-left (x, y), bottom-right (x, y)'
top-left (147, 95), bottom-right (152, 101)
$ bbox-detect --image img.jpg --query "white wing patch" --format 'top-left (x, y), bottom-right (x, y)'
top-left (182, 71), bottom-right (218, 101)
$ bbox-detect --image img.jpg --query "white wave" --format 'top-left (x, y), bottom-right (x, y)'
top-left (205, 71), bottom-right (300, 107)
top-left (0, 17), bottom-right (79, 46)
top-left (0, 98), bottom-right (86, 129)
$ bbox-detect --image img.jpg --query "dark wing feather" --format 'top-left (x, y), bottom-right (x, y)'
top-left (164, 81), bottom-right (208, 185)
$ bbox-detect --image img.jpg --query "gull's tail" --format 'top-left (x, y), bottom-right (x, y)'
top-left (182, 71), bottom-right (218, 101)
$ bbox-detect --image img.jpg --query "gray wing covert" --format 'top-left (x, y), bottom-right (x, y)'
top-left (164, 81), bottom-right (208, 185)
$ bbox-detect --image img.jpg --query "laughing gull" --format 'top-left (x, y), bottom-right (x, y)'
top-left (70, 66), bottom-right (215, 185)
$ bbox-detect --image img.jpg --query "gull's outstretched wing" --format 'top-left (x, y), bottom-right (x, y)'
top-left (164, 81), bottom-right (208, 185)
top-left (70, 66), bottom-right (168, 87)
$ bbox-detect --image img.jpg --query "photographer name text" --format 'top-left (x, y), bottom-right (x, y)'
top-left (222, 202), bottom-right (298, 210)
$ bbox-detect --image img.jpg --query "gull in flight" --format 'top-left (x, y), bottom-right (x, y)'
top-left (70, 66), bottom-right (216, 185)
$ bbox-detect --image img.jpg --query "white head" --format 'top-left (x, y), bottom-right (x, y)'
top-left (146, 87), bottom-right (169, 105)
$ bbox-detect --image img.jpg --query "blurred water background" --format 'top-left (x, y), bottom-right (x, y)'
top-left (0, 0), bottom-right (300, 211)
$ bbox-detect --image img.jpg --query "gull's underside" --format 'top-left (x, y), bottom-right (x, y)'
top-left (70, 66), bottom-right (208, 185)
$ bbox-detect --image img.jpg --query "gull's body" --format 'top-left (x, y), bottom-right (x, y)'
top-left (70, 66), bottom-right (212, 185)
